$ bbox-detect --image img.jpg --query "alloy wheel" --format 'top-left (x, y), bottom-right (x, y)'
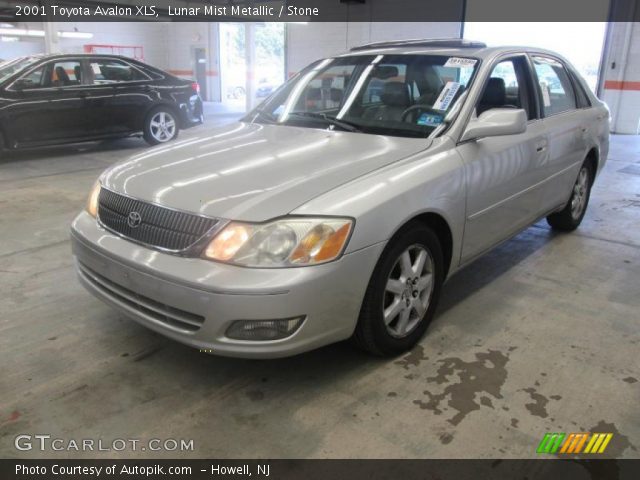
top-left (571, 167), bottom-right (589, 220)
top-left (383, 244), bottom-right (435, 338)
top-left (149, 111), bottom-right (176, 143)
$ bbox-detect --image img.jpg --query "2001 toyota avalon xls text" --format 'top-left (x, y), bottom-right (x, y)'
top-left (71, 39), bottom-right (609, 358)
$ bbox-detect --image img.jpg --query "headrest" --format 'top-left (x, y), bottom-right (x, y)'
top-left (372, 65), bottom-right (399, 80)
top-left (381, 81), bottom-right (410, 107)
top-left (480, 77), bottom-right (506, 106)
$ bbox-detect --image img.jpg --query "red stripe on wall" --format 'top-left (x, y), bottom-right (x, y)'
top-left (604, 80), bottom-right (640, 91)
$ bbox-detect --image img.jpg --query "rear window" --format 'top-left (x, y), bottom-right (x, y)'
top-left (532, 56), bottom-right (577, 116)
top-left (90, 59), bottom-right (149, 84)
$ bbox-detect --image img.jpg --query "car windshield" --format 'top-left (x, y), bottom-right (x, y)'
top-left (0, 56), bottom-right (41, 84)
top-left (246, 54), bottom-right (479, 138)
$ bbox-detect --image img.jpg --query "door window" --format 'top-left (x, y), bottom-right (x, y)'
top-left (532, 56), bottom-right (577, 116)
top-left (15, 66), bottom-right (46, 90)
top-left (49, 61), bottom-right (83, 87)
top-left (477, 56), bottom-right (535, 120)
top-left (89, 59), bottom-right (149, 84)
top-left (16, 60), bottom-right (83, 89)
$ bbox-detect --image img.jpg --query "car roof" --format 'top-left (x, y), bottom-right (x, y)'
top-left (340, 38), bottom-right (566, 61)
top-left (24, 53), bottom-right (140, 62)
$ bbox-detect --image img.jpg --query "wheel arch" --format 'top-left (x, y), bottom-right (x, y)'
top-left (392, 212), bottom-right (454, 279)
top-left (144, 102), bottom-right (182, 127)
top-left (584, 147), bottom-right (599, 182)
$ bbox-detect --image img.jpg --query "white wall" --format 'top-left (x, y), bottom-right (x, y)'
top-left (0, 22), bottom-right (168, 67)
top-left (601, 22), bottom-right (640, 134)
top-left (165, 22), bottom-right (221, 101)
top-left (286, 22), bottom-right (461, 76)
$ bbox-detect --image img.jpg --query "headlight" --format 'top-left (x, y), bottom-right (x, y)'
top-left (203, 217), bottom-right (353, 267)
top-left (86, 182), bottom-right (101, 218)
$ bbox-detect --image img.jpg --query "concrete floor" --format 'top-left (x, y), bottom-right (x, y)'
top-left (0, 118), bottom-right (638, 459)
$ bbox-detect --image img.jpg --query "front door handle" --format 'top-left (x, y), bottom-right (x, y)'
top-left (535, 140), bottom-right (548, 153)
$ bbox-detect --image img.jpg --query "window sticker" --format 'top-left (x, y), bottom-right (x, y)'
top-left (417, 113), bottom-right (443, 127)
top-left (443, 57), bottom-right (477, 68)
top-left (91, 63), bottom-right (101, 75)
top-left (540, 81), bottom-right (552, 107)
top-left (433, 81), bottom-right (461, 111)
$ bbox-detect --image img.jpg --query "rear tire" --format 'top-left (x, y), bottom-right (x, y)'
top-left (546, 161), bottom-right (594, 231)
top-left (143, 106), bottom-right (179, 146)
top-left (352, 222), bottom-right (444, 356)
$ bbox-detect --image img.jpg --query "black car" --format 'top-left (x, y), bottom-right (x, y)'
top-left (0, 54), bottom-right (203, 149)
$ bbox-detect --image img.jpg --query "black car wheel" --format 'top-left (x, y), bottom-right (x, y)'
top-left (546, 161), bottom-right (594, 231)
top-left (143, 107), bottom-right (179, 146)
top-left (352, 222), bottom-right (444, 356)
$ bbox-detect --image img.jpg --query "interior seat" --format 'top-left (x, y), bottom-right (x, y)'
top-left (363, 81), bottom-right (411, 122)
top-left (54, 66), bottom-right (71, 87)
top-left (477, 77), bottom-right (515, 115)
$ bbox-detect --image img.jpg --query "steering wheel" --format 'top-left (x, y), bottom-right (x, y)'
top-left (400, 105), bottom-right (443, 123)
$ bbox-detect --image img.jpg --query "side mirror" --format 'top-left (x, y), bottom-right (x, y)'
top-left (461, 108), bottom-right (527, 142)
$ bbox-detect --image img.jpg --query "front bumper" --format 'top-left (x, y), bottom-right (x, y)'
top-left (70, 211), bottom-right (384, 358)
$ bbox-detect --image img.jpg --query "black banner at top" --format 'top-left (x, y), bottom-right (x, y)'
top-left (0, 0), bottom-right (638, 22)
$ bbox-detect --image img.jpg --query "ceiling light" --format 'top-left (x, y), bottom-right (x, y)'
top-left (0, 28), bottom-right (44, 37)
top-left (58, 31), bottom-right (94, 39)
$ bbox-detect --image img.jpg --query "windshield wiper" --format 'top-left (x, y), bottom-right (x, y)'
top-left (286, 112), bottom-right (362, 133)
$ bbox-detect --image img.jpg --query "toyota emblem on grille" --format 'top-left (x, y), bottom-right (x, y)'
top-left (127, 211), bottom-right (142, 228)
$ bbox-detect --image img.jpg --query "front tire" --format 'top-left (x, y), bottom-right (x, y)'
top-left (352, 222), bottom-right (444, 356)
top-left (546, 161), bottom-right (593, 231)
top-left (143, 107), bottom-right (179, 146)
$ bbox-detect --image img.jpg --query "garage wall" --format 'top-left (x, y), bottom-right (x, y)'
top-left (286, 22), bottom-right (461, 76)
top-left (55, 22), bottom-right (168, 67)
top-left (165, 22), bottom-right (222, 102)
top-left (0, 22), bottom-right (168, 67)
top-left (601, 21), bottom-right (640, 134)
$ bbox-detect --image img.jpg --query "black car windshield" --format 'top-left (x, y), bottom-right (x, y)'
top-left (0, 57), bottom-right (41, 84)
top-left (246, 54), bottom-right (479, 138)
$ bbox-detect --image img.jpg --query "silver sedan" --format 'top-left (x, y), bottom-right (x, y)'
top-left (71, 39), bottom-right (609, 358)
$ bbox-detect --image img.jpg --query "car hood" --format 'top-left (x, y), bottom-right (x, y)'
top-left (101, 122), bottom-right (431, 221)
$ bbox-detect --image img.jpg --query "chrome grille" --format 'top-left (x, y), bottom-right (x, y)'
top-left (98, 188), bottom-right (218, 252)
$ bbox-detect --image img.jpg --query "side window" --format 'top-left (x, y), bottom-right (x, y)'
top-left (532, 56), bottom-right (577, 116)
top-left (478, 59), bottom-right (527, 117)
top-left (17, 60), bottom-right (83, 89)
top-left (570, 71), bottom-right (591, 109)
top-left (49, 61), bottom-right (83, 87)
top-left (16, 65), bottom-right (46, 90)
top-left (89, 59), bottom-right (149, 84)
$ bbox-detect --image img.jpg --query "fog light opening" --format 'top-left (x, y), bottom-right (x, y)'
top-left (226, 317), bottom-right (305, 341)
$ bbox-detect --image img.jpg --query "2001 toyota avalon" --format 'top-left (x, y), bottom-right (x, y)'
top-left (71, 39), bottom-right (609, 358)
